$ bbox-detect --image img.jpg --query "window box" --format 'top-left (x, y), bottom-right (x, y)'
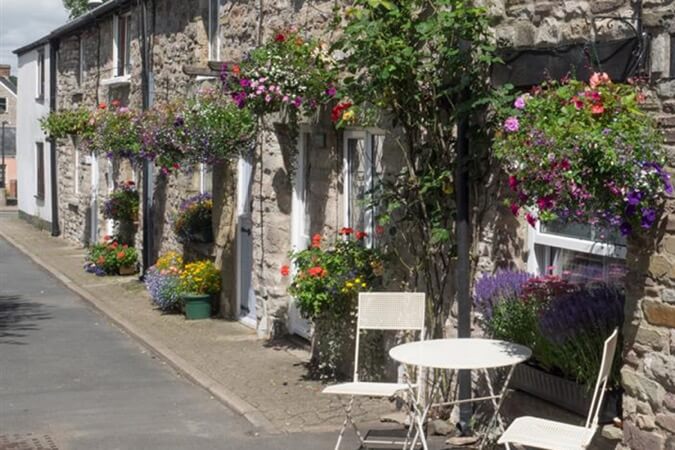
top-left (101, 74), bottom-right (131, 87)
top-left (511, 363), bottom-right (621, 424)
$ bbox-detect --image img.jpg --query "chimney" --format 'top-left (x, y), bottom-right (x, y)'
top-left (87, 0), bottom-right (103, 10)
top-left (0, 65), bottom-right (10, 79)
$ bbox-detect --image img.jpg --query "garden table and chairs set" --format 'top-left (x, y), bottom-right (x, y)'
top-left (323, 292), bottom-right (620, 450)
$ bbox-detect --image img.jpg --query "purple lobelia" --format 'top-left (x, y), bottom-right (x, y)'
top-left (473, 270), bottom-right (531, 320)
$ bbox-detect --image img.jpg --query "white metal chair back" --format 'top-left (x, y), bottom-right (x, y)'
top-left (353, 292), bottom-right (426, 382)
top-left (584, 327), bottom-right (619, 429)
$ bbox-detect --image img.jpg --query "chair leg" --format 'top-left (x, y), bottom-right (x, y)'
top-left (334, 396), bottom-right (364, 450)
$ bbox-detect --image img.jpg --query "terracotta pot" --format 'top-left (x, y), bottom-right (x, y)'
top-left (118, 264), bottom-right (137, 276)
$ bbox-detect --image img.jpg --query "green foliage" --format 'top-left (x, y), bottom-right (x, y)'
top-left (173, 194), bottom-right (213, 244)
top-left (102, 181), bottom-right (139, 222)
top-left (85, 239), bottom-right (138, 275)
top-left (179, 260), bottom-right (221, 295)
top-left (40, 108), bottom-right (93, 141)
top-left (90, 103), bottom-right (143, 161)
top-left (287, 231), bottom-right (384, 319)
top-left (494, 75), bottom-right (669, 235)
top-left (183, 89), bottom-right (256, 165)
top-left (333, 0), bottom-right (501, 336)
top-left (62, 0), bottom-right (92, 19)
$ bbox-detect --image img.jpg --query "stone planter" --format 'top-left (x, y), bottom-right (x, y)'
top-left (511, 363), bottom-right (621, 424)
top-left (118, 264), bottom-right (137, 276)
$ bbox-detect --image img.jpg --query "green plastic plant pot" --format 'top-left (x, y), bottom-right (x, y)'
top-left (183, 293), bottom-right (212, 320)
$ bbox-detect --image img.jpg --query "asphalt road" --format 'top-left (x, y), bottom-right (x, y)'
top-left (0, 233), bottom-right (358, 450)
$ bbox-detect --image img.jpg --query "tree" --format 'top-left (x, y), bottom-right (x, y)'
top-left (333, 0), bottom-right (503, 338)
top-left (62, 0), bottom-right (100, 19)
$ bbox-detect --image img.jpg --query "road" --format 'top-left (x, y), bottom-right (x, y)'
top-left (0, 231), bottom-right (358, 450)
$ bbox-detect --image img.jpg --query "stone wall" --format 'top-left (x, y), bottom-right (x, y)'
top-left (484, 0), bottom-right (675, 447)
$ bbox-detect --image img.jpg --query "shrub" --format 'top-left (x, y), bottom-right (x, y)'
top-left (179, 260), bottom-right (221, 295)
top-left (474, 271), bottom-right (624, 388)
top-left (102, 180), bottom-right (140, 222)
top-left (174, 193), bottom-right (213, 244)
top-left (285, 229), bottom-right (384, 319)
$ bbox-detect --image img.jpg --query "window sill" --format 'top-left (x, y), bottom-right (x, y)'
top-left (101, 75), bottom-right (131, 87)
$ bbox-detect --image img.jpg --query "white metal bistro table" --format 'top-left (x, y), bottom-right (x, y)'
top-left (389, 338), bottom-right (531, 450)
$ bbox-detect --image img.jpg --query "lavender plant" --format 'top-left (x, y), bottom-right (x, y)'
top-left (473, 270), bottom-right (531, 320)
top-left (539, 283), bottom-right (624, 387)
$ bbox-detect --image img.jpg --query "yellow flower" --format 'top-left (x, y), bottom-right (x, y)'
top-left (361, 283), bottom-right (367, 288)
top-left (342, 110), bottom-right (355, 123)
top-left (354, 278), bottom-right (361, 284)
top-left (346, 282), bottom-right (354, 288)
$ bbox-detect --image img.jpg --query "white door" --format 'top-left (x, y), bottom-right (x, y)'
top-left (288, 132), bottom-right (313, 339)
top-left (237, 155), bottom-right (256, 327)
top-left (90, 151), bottom-right (99, 244)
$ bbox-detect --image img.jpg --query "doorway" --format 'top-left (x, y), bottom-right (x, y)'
top-left (237, 154), bottom-right (256, 327)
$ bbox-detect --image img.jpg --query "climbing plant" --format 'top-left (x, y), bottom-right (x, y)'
top-left (332, 0), bottom-right (504, 336)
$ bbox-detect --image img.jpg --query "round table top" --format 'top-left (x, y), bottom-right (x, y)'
top-left (389, 338), bottom-right (532, 370)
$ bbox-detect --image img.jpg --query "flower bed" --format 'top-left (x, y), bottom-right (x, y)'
top-left (494, 73), bottom-right (671, 235)
top-left (474, 270), bottom-right (624, 390)
top-left (84, 237), bottom-right (138, 276)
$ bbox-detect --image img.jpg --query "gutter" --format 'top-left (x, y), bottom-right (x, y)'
top-left (48, 40), bottom-right (61, 237)
top-left (13, 0), bottom-right (132, 56)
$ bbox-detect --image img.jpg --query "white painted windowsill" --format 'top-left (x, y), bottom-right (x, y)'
top-left (101, 74), bottom-right (131, 87)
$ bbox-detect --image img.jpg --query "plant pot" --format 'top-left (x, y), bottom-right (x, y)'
top-left (118, 264), bottom-right (137, 276)
top-left (183, 293), bottom-right (212, 320)
top-left (510, 363), bottom-right (621, 424)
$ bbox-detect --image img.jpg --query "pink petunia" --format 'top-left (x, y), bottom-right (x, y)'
top-left (503, 116), bottom-right (519, 133)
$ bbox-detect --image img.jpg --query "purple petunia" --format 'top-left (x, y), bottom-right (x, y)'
top-left (641, 208), bottom-right (656, 229)
top-left (626, 190), bottom-right (642, 206)
top-left (514, 96), bottom-right (526, 110)
top-left (503, 116), bottom-right (520, 133)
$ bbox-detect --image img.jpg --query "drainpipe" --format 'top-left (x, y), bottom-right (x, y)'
top-left (455, 39), bottom-right (472, 432)
top-left (49, 39), bottom-right (61, 237)
top-left (139, 0), bottom-right (153, 276)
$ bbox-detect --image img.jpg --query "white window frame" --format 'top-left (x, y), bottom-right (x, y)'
top-left (74, 144), bottom-right (80, 194)
top-left (36, 49), bottom-right (45, 100)
top-left (342, 128), bottom-right (384, 248)
top-left (527, 220), bottom-right (627, 278)
top-left (208, 0), bottom-right (220, 61)
top-left (78, 36), bottom-right (85, 86)
top-left (113, 13), bottom-right (132, 78)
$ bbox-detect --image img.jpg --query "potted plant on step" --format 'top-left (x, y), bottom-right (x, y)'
top-left (179, 259), bottom-right (221, 320)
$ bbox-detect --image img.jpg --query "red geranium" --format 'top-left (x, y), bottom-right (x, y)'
top-left (311, 233), bottom-right (322, 248)
top-left (280, 265), bottom-right (290, 277)
top-left (338, 227), bottom-right (353, 236)
top-left (331, 102), bottom-right (352, 123)
top-left (98, 102), bottom-right (107, 110)
top-left (375, 225), bottom-right (385, 235)
top-left (274, 33), bottom-right (285, 43)
top-left (355, 231), bottom-right (367, 240)
top-left (308, 266), bottom-right (326, 277)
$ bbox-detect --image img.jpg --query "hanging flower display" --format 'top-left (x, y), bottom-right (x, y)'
top-left (222, 30), bottom-right (336, 118)
top-left (494, 74), bottom-right (671, 235)
top-left (90, 101), bottom-right (143, 163)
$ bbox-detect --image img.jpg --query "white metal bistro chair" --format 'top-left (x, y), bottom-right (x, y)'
top-left (323, 292), bottom-right (426, 450)
top-left (498, 327), bottom-right (619, 450)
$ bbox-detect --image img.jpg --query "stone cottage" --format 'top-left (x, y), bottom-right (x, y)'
top-left (14, 0), bottom-right (675, 447)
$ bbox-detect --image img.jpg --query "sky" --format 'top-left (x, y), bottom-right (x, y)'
top-left (0, 0), bottom-right (69, 76)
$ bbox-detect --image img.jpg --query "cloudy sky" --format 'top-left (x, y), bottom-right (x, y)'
top-left (0, 0), bottom-right (69, 76)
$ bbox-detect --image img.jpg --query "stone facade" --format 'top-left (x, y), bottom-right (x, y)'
top-left (485, 0), bottom-right (675, 447)
top-left (36, 0), bottom-right (675, 444)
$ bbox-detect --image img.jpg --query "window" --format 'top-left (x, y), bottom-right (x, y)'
top-left (208, 0), bottom-right (220, 60)
top-left (342, 129), bottom-right (384, 247)
top-left (199, 163), bottom-right (213, 194)
top-left (0, 98), bottom-right (6, 113)
top-left (114, 14), bottom-right (131, 77)
top-left (527, 220), bottom-right (627, 284)
top-left (36, 142), bottom-right (45, 199)
top-left (77, 36), bottom-right (85, 86)
top-left (36, 49), bottom-right (45, 100)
